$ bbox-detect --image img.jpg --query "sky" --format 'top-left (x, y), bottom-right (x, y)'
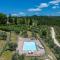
top-left (0, 0), bottom-right (60, 16)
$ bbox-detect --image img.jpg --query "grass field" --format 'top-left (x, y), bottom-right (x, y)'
top-left (0, 51), bottom-right (14, 60)
top-left (10, 31), bottom-right (17, 43)
top-left (0, 40), bottom-right (6, 50)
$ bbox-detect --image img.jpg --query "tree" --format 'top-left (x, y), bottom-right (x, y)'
top-left (12, 53), bottom-right (25, 60)
top-left (8, 42), bottom-right (17, 51)
top-left (12, 53), bottom-right (19, 60)
top-left (0, 13), bottom-right (7, 24)
top-left (9, 14), bottom-right (14, 24)
top-left (41, 30), bottom-right (47, 38)
top-left (19, 54), bottom-right (25, 60)
top-left (0, 31), bottom-right (7, 40)
top-left (14, 17), bottom-right (17, 25)
top-left (34, 57), bottom-right (38, 60)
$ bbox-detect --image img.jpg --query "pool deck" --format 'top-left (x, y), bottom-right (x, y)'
top-left (16, 37), bottom-right (45, 56)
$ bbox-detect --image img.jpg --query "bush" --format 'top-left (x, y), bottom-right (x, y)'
top-left (34, 57), bottom-right (38, 60)
top-left (12, 53), bottom-right (19, 60)
top-left (8, 42), bottom-right (17, 51)
top-left (12, 53), bottom-right (25, 60)
top-left (0, 31), bottom-right (7, 40)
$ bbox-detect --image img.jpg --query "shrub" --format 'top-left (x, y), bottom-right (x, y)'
top-left (12, 53), bottom-right (25, 60)
top-left (0, 31), bottom-right (7, 40)
top-left (8, 42), bottom-right (17, 51)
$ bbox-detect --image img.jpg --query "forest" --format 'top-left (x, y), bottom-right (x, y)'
top-left (0, 13), bottom-right (60, 26)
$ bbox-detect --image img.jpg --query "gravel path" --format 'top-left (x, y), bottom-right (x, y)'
top-left (51, 27), bottom-right (60, 47)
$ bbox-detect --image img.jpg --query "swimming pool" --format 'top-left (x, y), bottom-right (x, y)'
top-left (23, 42), bottom-right (37, 52)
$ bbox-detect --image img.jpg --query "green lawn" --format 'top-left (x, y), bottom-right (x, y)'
top-left (10, 32), bottom-right (17, 43)
top-left (25, 56), bottom-right (44, 60)
top-left (0, 40), bottom-right (6, 49)
top-left (0, 51), bottom-right (13, 60)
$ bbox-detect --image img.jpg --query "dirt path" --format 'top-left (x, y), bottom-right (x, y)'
top-left (50, 27), bottom-right (60, 47)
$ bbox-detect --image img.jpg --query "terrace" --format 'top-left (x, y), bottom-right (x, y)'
top-left (16, 37), bottom-right (45, 56)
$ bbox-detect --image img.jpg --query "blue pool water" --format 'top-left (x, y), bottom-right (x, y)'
top-left (23, 42), bottom-right (36, 51)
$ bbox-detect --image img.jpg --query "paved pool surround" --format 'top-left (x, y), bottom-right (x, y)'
top-left (16, 37), bottom-right (45, 56)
